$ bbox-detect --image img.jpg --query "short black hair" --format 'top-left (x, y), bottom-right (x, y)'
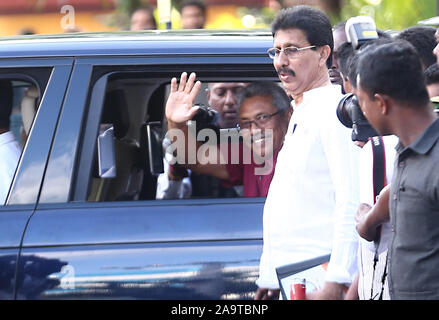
top-left (348, 38), bottom-right (394, 89)
top-left (396, 26), bottom-right (437, 70)
top-left (0, 80), bottom-right (13, 128)
top-left (337, 42), bottom-right (354, 79)
top-left (346, 53), bottom-right (359, 88)
top-left (271, 5), bottom-right (334, 68)
top-left (358, 40), bottom-right (430, 106)
top-left (180, 0), bottom-right (206, 15)
top-left (424, 63), bottom-right (439, 85)
top-left (237, 82), bottom-right (290, 114)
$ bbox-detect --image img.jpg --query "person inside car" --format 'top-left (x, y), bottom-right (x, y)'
top-left (156, 79), bottom-right (248, 199)
top-left (161, 73), bottom-right (291, 198)
top-left (0, 80), bottom-right (21, 205)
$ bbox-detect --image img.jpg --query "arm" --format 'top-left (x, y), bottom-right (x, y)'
top-left (355, 185), bottom-right (391, 241)
top-left (318, 103), bottom-right (361, 297)
top-left (307, 282), bottom-right (346, 300)
top-left (165, 72), bottom-right (229, 180)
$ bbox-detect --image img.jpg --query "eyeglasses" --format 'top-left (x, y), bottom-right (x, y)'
top-left (267, 45), bottom-right (316, 59)
top-left (237, 110), bottom-right (283, 130)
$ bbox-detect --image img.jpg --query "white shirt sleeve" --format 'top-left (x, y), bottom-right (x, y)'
top-left (320, 112), bottom-right (360, 284)
top-left (156, 158), bottom-right (192, 199)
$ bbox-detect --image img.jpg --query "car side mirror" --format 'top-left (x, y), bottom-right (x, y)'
top-left (97, 125), bottom-right (116, 178)
top-left (143, 121), bottom-right (164, 175)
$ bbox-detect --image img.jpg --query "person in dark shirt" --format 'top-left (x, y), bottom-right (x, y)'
top-left (356, 40), bottom-right (439, 299)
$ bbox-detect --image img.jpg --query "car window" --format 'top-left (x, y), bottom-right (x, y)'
top-left (0, 72), bottom-right (47, 205)
top-left (83, 72), bottom-right (274, 203)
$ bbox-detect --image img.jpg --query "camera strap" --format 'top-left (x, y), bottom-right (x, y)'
top-left (369, 136), bottom-right (387, 300)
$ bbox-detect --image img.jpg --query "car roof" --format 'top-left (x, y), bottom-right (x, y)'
top-left (0, 29), bottom-right (274, 59)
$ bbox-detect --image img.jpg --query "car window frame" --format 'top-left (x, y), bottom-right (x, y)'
top-left (0, 59), bottom-right (74, 208)
top-left (36, 55), bottom-right (278, 206)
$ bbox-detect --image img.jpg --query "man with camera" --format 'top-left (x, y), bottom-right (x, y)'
top-left (255, 6), bottom-right (360, 300)
top-left (356, 40), bottom-right (439, 299)
top-left (163, 73), bottom-right (291, 198)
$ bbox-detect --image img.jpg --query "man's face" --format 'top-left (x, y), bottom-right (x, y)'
top-left (356, 77), bottom-right (387, 136)
top-left (238, 95), bottom-right (289, 158)
top-left (329, 28), bottom-right (347, 85)
top-left (273, 28), bottom-right (323, 97)
top-left (434, 28), bottom-right (439, 65)
top-left (207, 82), bottom-right (246, 129)
top-left (130, 10), bottom-right (155, 31)
top-left (181, 5), bottom-right (205, 29)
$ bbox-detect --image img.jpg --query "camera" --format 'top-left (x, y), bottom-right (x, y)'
top-left (336, 93), bottom-right (378, 142)
top-left (188, 104), bottom-right (220, 137)
top-left (336, 16), bottom-right (380, 142)
top-left (345, 16), bottom-right (379, 50)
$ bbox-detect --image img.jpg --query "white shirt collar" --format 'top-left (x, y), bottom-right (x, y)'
top-left (291, 84), bottom-right (341, 111)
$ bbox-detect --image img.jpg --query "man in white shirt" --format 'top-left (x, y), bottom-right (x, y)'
top-left (255, 6), bottom-right (360, 300)
top-left (0, 80), bottom-right (21, 205)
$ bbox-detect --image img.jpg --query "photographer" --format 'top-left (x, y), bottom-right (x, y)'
top-left (338, 18), bottom-right (439, 299)
top-left (355, 40), bottom-right (439, 300)
top-left (334, 16), bottom-right (398, 299)
top-left (162, 73), bottom-right (291, 198)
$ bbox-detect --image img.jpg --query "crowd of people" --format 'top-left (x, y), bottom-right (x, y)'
top-left (130, 0), bottom-right (207, 31)
top-left (160, 5), bottom-right (439, 300)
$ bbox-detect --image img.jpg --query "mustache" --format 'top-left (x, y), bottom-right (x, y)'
top-left (277, 67), bottom-right (295, 77)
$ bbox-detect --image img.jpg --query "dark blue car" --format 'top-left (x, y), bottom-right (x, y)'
top-left (0, 30), bottom-right (278, 299)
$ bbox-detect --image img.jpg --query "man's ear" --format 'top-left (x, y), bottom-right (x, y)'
top-left (374, 93), bottom-right (391, 115)
top-left (318, 45), bottom-right (331, 67)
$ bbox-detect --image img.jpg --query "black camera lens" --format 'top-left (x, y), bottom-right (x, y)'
top-left (336, 93), bottom-right (355, 128)
top-left (192, 104), bottom-right (218, 124)
top-left (336, 93), bottom-right (378, 142)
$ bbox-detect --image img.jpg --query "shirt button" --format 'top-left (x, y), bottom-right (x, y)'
top-left (393, 194), bottom-right (398, 201)
top-left (399, 161), bottom-right (405, 168)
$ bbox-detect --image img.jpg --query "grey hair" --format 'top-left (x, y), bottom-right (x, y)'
top-left (237, 81), bottom-right (291, 113)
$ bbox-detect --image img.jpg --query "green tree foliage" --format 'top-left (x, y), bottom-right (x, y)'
top-left (337, 0), bottom-right (437, 31)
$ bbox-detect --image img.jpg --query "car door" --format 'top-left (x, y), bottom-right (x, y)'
top-left (0, 59), bottom-right (73, 299)
top-left (18, 54), bottom-right (277, 299)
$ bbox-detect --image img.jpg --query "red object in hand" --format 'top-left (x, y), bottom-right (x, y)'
top-left (290, 279), bottom-right (306, 300)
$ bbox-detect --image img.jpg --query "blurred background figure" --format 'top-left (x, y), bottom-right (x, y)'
top-left (330, 20), bottom-right (348, 87)
top-left (130, 6), bottom-right (157, 31)
top-left (180, 0), bottom-right (206, 29)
